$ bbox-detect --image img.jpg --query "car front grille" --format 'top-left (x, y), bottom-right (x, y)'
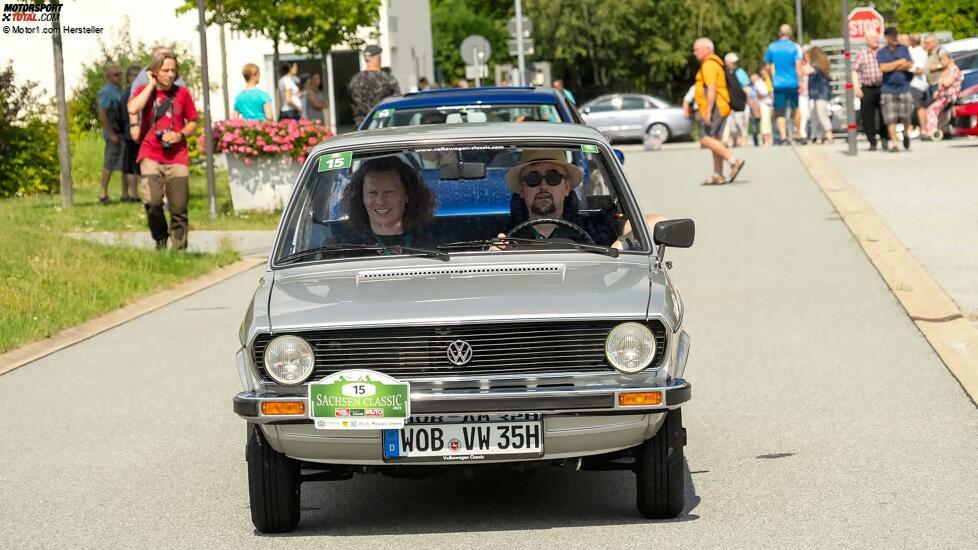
top-left (252, 320), bottom-right (667, 380)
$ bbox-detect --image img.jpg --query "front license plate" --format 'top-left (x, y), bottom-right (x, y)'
top-left (383, 420), bottom-right (544, 463)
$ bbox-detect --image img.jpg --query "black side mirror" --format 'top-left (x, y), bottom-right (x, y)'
top-left (653, 219), bottom-right (695, 248)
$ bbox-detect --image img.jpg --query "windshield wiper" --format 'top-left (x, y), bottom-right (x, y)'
top-left (438, 237), bottom-right (619, 258)
top-left (278, 243), bottom-right (449, 264)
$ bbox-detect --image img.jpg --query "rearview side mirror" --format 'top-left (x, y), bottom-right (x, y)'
top-left (653, 219), bottom-right (695, 248)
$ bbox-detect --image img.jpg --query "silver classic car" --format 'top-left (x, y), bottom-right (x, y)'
top-left (580, 93), bottom-right (692, 144)
top-left (234, 123), bottom-right (695, 532)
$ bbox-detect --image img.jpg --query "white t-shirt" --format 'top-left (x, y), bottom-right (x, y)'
top-left (910, 46), bottom-right (929, 91)
top-left (278, 75), bottom-right (301, 112)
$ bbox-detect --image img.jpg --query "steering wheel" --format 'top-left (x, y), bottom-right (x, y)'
top-left (506, 218), bottom-right (595, 245)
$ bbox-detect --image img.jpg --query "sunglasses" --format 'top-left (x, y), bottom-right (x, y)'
top-left (521, 170), bottom-right (567, 187)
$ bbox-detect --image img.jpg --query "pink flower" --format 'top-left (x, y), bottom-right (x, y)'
top-left (297, 155), bottom-right (306, 163)
top-left (243, 157), bottom-right (253, 165)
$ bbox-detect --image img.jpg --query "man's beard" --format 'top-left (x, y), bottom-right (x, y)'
top-left (530, 196), bottom-right (557, 217)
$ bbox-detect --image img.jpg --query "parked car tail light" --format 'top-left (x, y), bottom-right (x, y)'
top-left (263, 335), bottom-right (315, 385)
top-left (605, 322), bottom-right (657, 373)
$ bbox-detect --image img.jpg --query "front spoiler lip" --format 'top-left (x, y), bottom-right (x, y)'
top-left (233, 379), bottom-right (691, 424)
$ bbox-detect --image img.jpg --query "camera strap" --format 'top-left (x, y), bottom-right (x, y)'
top-left (151, 85), bottom-right (178, 130)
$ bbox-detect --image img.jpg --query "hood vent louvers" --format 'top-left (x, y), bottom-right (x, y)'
top-left (357, 263), bottom-right (565, 283)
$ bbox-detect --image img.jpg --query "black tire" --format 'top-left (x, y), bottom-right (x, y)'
top-left (247, 424), bottom-right (301, 533)
top-left (646, 122), bottom-right (671, 142)
top-left (635, 408), bottom-right (685, 519)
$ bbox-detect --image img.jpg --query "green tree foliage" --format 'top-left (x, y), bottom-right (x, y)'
top-left (431, 0), bottom-right (510, 84)
top-left (895, 0), bottom-right (978, 38)
top-left (0, 64), bottom-right (58, 197)
top-left (70, 23), bottom-right (202, 133)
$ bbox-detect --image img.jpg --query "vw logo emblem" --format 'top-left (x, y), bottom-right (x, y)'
top-left (446, 339), bottom-right (473, 366)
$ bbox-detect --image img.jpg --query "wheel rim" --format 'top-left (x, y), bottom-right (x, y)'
top-left (647, 124), bottom-right (668, 141)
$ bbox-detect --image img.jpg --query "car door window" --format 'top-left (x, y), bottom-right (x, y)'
top-left (620, 97), bottom-right (646, 111)
top-left (588, 99), bottom-right (618, 113)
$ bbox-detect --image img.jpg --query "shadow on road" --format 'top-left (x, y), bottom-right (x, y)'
top-left (264, 458), bottom-right (701, 537)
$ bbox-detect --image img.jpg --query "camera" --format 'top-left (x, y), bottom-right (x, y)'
top-left (156, 130), bottom-right (172, 149)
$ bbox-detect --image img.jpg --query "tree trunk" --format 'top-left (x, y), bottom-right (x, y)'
top-left (51, 0), bottom-right (72, 207)
top-left (217, 0), bottom-right (230, 120)
top-left (273, 37), bottom-right (281, 114)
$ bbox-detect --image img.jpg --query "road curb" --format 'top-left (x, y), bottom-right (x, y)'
top-left (0, 257), bottom-right (265, 377)
top-left (795, 145), bottom-right (978, 405)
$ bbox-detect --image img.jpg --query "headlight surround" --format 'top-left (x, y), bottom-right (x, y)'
top-left (263, 335), bottom-right (315, 385)
top-left (605, 322), bottom-right (657, 373)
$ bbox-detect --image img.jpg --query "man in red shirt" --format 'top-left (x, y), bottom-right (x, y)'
top-left (127, 53), bottom-right (199, 250)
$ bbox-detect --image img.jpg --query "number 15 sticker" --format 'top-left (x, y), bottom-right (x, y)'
top-left (318, 151), bottom-right (353, 172)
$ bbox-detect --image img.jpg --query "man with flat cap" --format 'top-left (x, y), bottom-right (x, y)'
top-left (348, 44), bottom-right (401, 126)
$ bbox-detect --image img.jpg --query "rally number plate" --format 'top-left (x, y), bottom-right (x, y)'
top-left (383, 417), bottom-right (544, 463)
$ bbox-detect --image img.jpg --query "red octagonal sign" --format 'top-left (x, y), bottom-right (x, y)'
top-left (848, 7), bottom-right (884, 40)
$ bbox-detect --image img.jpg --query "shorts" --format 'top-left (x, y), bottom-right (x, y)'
top-left (698, 106), bottom-right (727, 139)
top-left (122, 139), bottom-right (140, 175)
top-left (103, 138), bottom-right (123, 171)
top-left (773, 88), bottom-right (799, 115)
top-left (881, 92), bottom-right (913, 125)
top-left (727, 110), bottom-right (748, 136)
top-left (910, 87), bottom-right (929, 110)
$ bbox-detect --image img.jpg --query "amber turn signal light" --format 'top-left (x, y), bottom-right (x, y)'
top-left (261, 401), bottom-right (306, 415)
top-left (618, 391), bottom-right (663, 406)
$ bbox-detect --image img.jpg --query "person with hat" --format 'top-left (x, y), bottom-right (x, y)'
top-left (723, 52), bottom-right (751, 147)
top-left (348, 45), bottom-right (401, 127)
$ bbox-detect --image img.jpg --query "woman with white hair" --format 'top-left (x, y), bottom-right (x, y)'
top-left (923, 50), bottom-right (962, 138)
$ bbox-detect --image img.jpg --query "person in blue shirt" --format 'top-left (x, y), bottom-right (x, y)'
top-left (764, 24), bottom-right (803, 144)
top-left (97, 64), bottom-right (125, 205)
top-left (233, 63), bottom-right (274, 121)
top-left (877, 27), bottom-right (915, 152)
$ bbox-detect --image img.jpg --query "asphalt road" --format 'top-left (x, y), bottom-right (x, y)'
top-left (2, 146), bottom-right (976, 549)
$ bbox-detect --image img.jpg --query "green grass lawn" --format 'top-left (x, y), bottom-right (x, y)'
top-left (0, 132), bottom-right (279, 354)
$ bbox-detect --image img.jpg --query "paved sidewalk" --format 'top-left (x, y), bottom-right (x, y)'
top-left (67, 230), bottom-right (277, 258)
top-left (816, 138), bottom-right (978, 328)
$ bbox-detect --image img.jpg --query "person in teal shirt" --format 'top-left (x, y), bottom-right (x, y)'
top-left (234, 63), bottom-right (274, 121)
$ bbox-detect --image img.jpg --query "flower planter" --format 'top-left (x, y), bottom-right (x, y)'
top-left (226, 153), bottom-right (301, 211)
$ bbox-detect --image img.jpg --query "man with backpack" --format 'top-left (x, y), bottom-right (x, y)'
top-left (127, 52), bottom-right (199, 251)
top-left (723, 52), bottom-right (751, 147)
top-left (693, 38), bottom-right (746, 185)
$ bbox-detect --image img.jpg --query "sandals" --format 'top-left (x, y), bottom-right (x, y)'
top-left (702, 174), bottom-right (726, 186)
top-left (727, 159), bottom-right (746, 183)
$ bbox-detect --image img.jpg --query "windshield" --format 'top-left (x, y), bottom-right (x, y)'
top-left (274, 143), bottom-right (648, 265)
top-left (367, 104), bottom-right (563, 128)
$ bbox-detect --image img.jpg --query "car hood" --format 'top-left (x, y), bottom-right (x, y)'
top-left (267, 255), bottom-right (656, 331)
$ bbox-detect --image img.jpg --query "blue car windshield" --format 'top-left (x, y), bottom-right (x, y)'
top-left (275, 144), bottom-right (646, 264)
top-left (366, 104), bottom-right (563, 128)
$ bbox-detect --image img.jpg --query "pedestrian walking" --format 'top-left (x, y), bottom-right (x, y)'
top-left (119, 64), bottom-right (142, 202)
top-left (723, 53), bottom-right (751, 147)
top-left (233, 63), bottom-right (273, 121)
top-left (97, 64), bottom-right (126, 205)
top-left (807, 47), bottom-right (834, 144)
top-left (278, 62), bottom-right (302, 121)
top-left (752, 71), bottom-right (774, 146)
top-left (764, 24), bottom-right (803, 144)
top-left (692, 38), bottom-right (744, 185)
top-left (347, 45), bottom-right (400, 127)
top-left (127, 53), bottom-right (199, 251)
top-left (797, 48), bottom-right (813, 143)
top-left (924, 50), bottom-right (963, 138)
top-left (852, 31), bottom-right (887, 151)
top-left (877, 27), bottom-right (914, 152)
top-left (552, 79), bottom-right (576, 104)
top-left (908, 33), bottom-right (930, 138)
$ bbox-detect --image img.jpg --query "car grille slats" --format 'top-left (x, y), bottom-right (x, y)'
top-left (253, 321), bottom-right (666, 380)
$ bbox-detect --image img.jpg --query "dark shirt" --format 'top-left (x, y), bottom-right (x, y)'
top-left (808, 69), bottom-right (832, 101)
top-left (335, 225), bottom-right (431, 254)
top-left (518, 214), bottom-right (619, 246)
top-left (877, 45), bottom-right (913, 94)
top-left (347, 70), bottom-right (401, 126)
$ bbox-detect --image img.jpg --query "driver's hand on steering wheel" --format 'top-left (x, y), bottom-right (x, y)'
top-left (490, 233), bottom-right (510, 251)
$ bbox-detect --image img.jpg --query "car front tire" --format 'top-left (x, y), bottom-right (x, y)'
top-left (247, 424), bottom-right (301, 533)
top-left (635, 408), bottom-right (685, 519)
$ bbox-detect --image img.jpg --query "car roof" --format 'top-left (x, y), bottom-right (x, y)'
top-left (373, 86), bottom-right (563, 109)
top-left (309, 122), bottom-right (607, 155)
top-left (945, 37), bottom-right (978, 53)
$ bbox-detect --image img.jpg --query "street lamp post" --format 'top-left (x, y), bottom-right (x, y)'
top-left (841, 0), bottom-right (858, 155)
top-left (197, 0), bottom-right (218, 217)
top-left (514, 0), bottom-right (526, 86)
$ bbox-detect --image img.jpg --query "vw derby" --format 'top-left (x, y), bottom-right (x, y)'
top-left (233, 122), bottom-right (695, 532)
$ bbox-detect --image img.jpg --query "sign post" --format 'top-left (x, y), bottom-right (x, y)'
top-left (460, 35), bottom-right (492, 87)
top-left (847, 6), bottom-right (884, 41)
top-left (843, 4), bottom-right (883, 155)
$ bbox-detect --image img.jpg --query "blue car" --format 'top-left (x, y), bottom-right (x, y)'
top-left (358, 86), bottom-right (583, 130)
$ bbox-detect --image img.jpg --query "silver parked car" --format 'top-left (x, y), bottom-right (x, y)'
top-left (234, 122), bottom-right (695, 532)
top-left (581, 93), bottom-right (692, 143)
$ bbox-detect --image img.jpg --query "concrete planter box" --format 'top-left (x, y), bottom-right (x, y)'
top-left (226, 154), bottom-right (301, 211)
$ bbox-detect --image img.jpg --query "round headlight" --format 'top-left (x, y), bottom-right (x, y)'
top-left (263, 335), bottom-right (315, 385)
top-left (605, 322), bottom-right (657, 373)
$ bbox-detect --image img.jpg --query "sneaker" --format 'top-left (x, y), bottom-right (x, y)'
top-left (154, 238), bottom-right (168, 250)
top-left (98, 196), bottom-right (112, 205)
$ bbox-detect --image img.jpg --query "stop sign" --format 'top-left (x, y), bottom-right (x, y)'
top-left (848, 7), bottom-right (884, 40)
